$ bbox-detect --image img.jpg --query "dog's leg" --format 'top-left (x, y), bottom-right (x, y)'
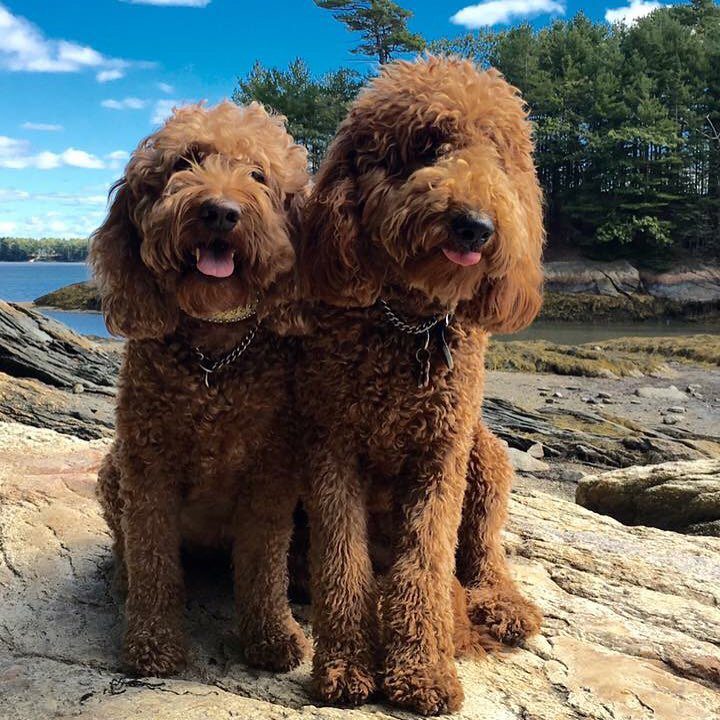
top-left (380, 445), bottom-right (467, 716)
top-left (233, 448), bottom-right (309, 672)
top-left (120, 451), bottom-right (185, 676)
top-left (96, 449), bottom-right (127, 596)
top-left (456, 422), bottom-right (542, 645)
top-left (307, 443), bottom-right (377, 707)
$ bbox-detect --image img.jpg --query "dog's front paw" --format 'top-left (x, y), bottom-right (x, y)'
top-left (313, 656), bottom-right (376, 707)
top-left (383, 662), bottom-right (464, 716)
top-left (124, 622), bottom-right (186, 677)
top-left (466, 585), bottom-right (542, 645)
top-left (242, 620), bottom-right (309, 672)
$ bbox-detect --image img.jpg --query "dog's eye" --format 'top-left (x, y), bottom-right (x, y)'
top-left (251, 169), bottom-right (266, 184)
top-left (173, 146), bottom-right (204, 172)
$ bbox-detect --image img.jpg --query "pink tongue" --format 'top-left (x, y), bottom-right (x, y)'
top-left (442, 247), bottom-right (483, 267)
top-left (196, 246), bottom-right (235, 278)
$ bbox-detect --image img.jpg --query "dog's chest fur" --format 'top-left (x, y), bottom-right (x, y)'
top-left (299, 312), bottom-right (487, 476)
top-left (116, 331), bottom-right (293, 544)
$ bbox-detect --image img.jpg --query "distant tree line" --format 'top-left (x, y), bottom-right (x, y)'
top-left (0, 237), bottom-right (88, 262)
top-left (235, 0), bottom-right (720, 263)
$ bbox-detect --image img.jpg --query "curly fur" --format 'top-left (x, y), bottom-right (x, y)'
top-left (296, 57), bottom-right (544, 715)
top-left (91, 101), bottom-right (310, 676)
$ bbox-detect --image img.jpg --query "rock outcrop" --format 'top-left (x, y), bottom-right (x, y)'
top-left (0, 301), bottom-right (118, 439)
top-left (640, 265), bottom-right (720, 304)
top-left (540, 260), bottom-right (720, 321)
top-left (35, 281), bottom-right (101, 311)
top-left (544, 260), bottom-right (642, 296)
top-left (1, 422), bottom-right (719, 720)
top-left (576, 458), bottom-right (720, 534)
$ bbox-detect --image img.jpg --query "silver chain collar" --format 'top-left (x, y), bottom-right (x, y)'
top-left (193, 321), bottom-right (260, 388)
top-left (377, 299), bottom-right (454, 388)
top-left (378, 299), bottom-right (447, 335)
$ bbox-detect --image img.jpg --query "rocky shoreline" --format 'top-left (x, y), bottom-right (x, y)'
top-left (1, 300), bottom-right (719, 719)
top-left (34, 259), bottom-right (720, 322)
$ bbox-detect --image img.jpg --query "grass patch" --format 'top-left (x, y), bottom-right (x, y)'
top-left (487, 334), bottom-right (718, 377)
top-left (540, 292), bottom-right (720, 322)
top-left (597, 335), bottom-right (720, 366)
top-left (486, 340), bottom-right (662, 377)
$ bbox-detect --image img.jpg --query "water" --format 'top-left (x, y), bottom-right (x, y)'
top-left (0, 261), bottom-right (110, 338)
top-left (505, 320), bottom-right (720, 345)
top-left (0, 261), bottom-right (717, 342)
top-left (0, 261), bottom-right (90, 301)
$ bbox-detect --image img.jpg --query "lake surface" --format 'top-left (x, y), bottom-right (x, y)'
top-left (0, 261), bottom-right (717, 342)
top-left (0, 261), bottom-right (111, 338)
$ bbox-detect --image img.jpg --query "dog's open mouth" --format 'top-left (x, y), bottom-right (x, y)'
top-left (441, 247), bottom-right (483, 267)
top-left (194, 240), bottom-right (235, 278)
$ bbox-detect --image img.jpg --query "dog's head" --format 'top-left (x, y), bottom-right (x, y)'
top-left (300, 56), bottom-right (544, 332)
top-left (90, 101), bottom-right (308, 339)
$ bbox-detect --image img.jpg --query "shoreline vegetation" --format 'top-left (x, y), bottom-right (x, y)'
top-left (0, 237), bottom-right (88, 262)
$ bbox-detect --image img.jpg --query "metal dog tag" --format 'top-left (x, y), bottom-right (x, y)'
top-left (415, 331), bottom-right (431, 388)
top-left (436, 315), bottom-right (454, 371)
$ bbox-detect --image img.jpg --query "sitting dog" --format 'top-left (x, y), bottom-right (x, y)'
top-left (91, 101), bottom-right (309, 676)
top-left (296, 57), bottom-right (544, 714)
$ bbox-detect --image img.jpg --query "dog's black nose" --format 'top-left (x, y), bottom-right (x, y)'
top-left (199, 200), bottom-right (241, 233)
top-left (450, 212), bottom-right (495, 251)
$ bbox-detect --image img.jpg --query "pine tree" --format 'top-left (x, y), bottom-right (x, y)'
top-left (233, 59), bottom-right (362, 171)
top-left (315, 0), bottom-right (425, 64)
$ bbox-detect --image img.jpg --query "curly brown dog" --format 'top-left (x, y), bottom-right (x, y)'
top-left (90, 101), bottom-right (310, 676)
top-left (296, 57), bottom-right (544, 715)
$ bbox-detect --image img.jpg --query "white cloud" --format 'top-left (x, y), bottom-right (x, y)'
top-left (451, 0), bottom-right (565, 27)
top-left (121, 0), bottom-right (211, 6)
top-left (605, 0), bottom-right (663, 24)
top-left (0, 3), bottom-right (152, 82)
top-left (0, 136), bottom-right (105, 170)
top-left (0, 188), bottom-right (107, 205)
top-left (21, 122), bottom-right (63, 131)
top-left (0, 220), bottom-right (16, 233)
top-left (152, 99), bottom-right (194, 125)
top-left (61, 149), bottom-right (105, 169)
top-left (157, 82), bottom-right (174, 94)
top-left (106, 150), bottom-right (130, 169)
top-left (101, 97), bottom-right (147, 110)
top-left (97, 68), bottom-right (125, 82)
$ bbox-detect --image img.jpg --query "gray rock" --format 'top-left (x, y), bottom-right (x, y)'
top-left (527, 442), bottom-right (545, 459)
top-left (662, 415), bottom-right (680, 425)
top-left (667, 406), bottom-right (686, 414)
top-left (0, 300), bottom-right (119, 391)
top-left (507, 447), bottom-right (550, 473)
top-left (0, 302), bottom-right (118, 440)
top-left (576, 459), bottom-right (720, 534)
top-left (597, 392), bottom-right (612, 399)
top-left (634, 385), bottom-right (686, 401)
top-left (556, 467), bottom-right (587, 483)
top-left (640, 264), bottom-right (720, 303)
top-left (544, 260), bottom-right (642, 296)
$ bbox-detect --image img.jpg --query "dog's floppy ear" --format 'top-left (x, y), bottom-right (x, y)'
top-left (461, 170), bottom-right (545, 334)
top-left (89, 180), bottom-right (178, 339)
top-left (298, 129), bottom-right (383, 307)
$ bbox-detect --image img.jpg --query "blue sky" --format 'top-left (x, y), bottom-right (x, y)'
top-left (0, 0), bottom-right (677, 238)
